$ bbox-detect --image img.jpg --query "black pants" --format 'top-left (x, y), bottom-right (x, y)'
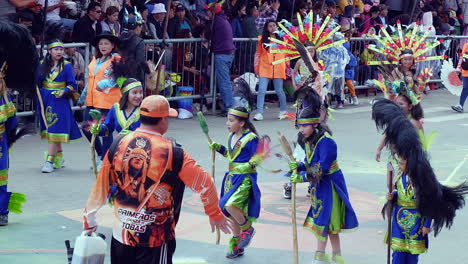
top-left (111, 238), bottom-right (176, 264)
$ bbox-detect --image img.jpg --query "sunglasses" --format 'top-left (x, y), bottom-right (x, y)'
top-left (94, 9), bottom-right (102, 13)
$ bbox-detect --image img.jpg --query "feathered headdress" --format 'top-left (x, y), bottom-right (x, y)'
top-left (267, 12), bottom-right (347, 67)
top-left (373, 66), bottom-right (424, 105)
top-left (366, 21), bottom-right (445, 65)
top-left (372, 98), bottom-right (468, 236)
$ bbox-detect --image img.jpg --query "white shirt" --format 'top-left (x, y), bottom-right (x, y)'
top-left (39, 0), bottom-right (61, 21)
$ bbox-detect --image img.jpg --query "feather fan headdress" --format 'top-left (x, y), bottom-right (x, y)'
top-left (267, 12), bottom-right (347, 67)
top-left (366, 21), bottom-right (445, 65)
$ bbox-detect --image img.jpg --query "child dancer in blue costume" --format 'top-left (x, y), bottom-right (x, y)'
top-left (37, 26), bottom-right (82, 173)
top-left (288, 91), bottom-right (358, 264)
top-left (0, 20), bottom-right (38, 225)
top-left (209, 107), bottom-right (262, 259)
top-left (90, 78), bottom-right (143, 137)
top-left (372, 98), bottom-right (468, 264)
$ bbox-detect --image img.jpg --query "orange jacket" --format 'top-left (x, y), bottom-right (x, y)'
top-left (86, 54), bottom-right (122, 109)
top-left (84, 128), bottom-right (224, 247)
top-left (461, 43), bottom-right (468, 77)
top-left (254, 36), bottom-right (287, 79)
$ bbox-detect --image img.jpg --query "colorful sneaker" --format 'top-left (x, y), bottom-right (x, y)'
top-left (226, 237), bottom-right (243, 259)
top-left (41, 161), bottom-right (54, 173)
top-left (0, 214), bottom-right (8, 226)
top-left (283, 183), bottom-right (291, 199)
top-left (452, 105), bottom-right (464, 113)
top-left (238, 226), bottom-right (256, 248)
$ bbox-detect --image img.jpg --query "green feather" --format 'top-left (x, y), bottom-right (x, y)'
top-left (116, 77), bottom-right (128, 89)
top-left (197, 112), bottom-right (209, 135)
top-left (8, 192), bottom-right (26, 214)
top-left (89, 109), bottom-right (102, 121)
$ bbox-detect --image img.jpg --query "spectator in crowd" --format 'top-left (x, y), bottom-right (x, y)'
top-left (206, 2), bottom-right (235, 116)
top-left (376, 4), bottom-right (388, 28)
top-left (343, 41), bottom-right (359, 105)
top-left (0, 0), bottom-right (36, 19)
top-left (230, 1), bottom-right (246, 38)
top-left (138, 4), bottom-right (157, 39)
top-left (64, 45), bottom-right (85, 91)
top-left (362, 5), bottom-right (380, 34)
top-left (325, 0), bottom-right (339, 23)
top-left (72, 2), bottom-right (102, 43)
top-left (151, 3), bottom-right (167, 39)
top-left (253, 20), bottom-right (288, 121)
top-left (320, 32), bottom-right (350, 109)
top-left (119, 14), bottom-right (150, 84)
top-left (168, 4), bottom-right (192, 38)
top-left (37, 0), bottom-right (76, 31)
top-left (194, 0), bottom-right (208, 20)
top-left (452, 41), bottom-right (468, 113)
top-left (338, 0), bottom-right (363, 15)
top-left (101, 6), bottom-right (121, 36)
top-left (340, 5), bottom-right (355, 32)
top-left (242, 3), bottom-right (259, 38)
top-left (255, 0), bottom-right (279, 31)
top-left (172, 29), bottom-right (203, 91)
top-left (101, 0), bottom-right (121, 13)
top-left (192, 25), bottom-right (210, 93)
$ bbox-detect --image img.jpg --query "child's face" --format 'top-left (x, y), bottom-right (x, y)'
top-left (396, 95), bottom-right (412, 115)
top-left (50, 47), bottom-right (64, 61)
top-left (298, 124), bottom-right (316, 138)
top-left (226, 115), bottom-right (244, 133)
top-left (128, 86), bottom-right (144, 107)
top-left (397, 156), bottom-right (407, 173)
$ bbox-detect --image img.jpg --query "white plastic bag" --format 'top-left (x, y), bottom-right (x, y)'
top-left (71, 231), bottom-right (107, 264)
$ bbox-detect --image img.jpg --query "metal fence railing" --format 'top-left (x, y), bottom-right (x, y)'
top-left (15, 35), bottom-right (468, 116)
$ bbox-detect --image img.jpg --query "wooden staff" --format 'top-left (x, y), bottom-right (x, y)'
top-left (386, 163), bottom-right (394, 264)
top-left (197, 111), bottom-right (220, 244)
top-left (277, 132), bottom-right (299, 264)
top-left (89, 109), bottom-right (102, 178)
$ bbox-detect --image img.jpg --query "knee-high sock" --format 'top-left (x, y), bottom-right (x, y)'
top-left (346, 79), bottom-right (356, 97)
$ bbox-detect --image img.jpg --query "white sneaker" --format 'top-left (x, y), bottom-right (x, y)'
top-left (352, 96), bottom-right (359, 105)
top-left (253, 113), bottom-right (264, 121)
top-left (278, 111), bottom-right (288, 119)
top-left (41, 162), bottom-right (54, 173)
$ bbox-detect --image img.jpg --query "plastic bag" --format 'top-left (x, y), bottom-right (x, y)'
top-left (71, 231), bottom-right (107, 264)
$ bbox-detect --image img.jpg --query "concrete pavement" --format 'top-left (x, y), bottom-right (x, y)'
top-left (1, 89), bottom-right (468, 264)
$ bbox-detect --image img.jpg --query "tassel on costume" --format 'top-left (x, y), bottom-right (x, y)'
top-left (8, 192), bottom-right (26, 213)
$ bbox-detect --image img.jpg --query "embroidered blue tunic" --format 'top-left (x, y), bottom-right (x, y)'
top-left (0, 95), bottom-right (20, 215)
top-left (217, 131), bottom-right (261, 220)
top-left (37, 61), bottom-right (82, 143)
top-left (295, 132), bottom-right (358, 240)
top-left (99, 103), bottom-right (141, 136)
top-left (389, 172), bottom-right (432, 255)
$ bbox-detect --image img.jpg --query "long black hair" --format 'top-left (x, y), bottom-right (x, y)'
top-left (231, 106), bottom-right (258, 135)
top-left (372, 98), bottom-right (468, 236)
top-left (261, 20), bottom-right (277, 46)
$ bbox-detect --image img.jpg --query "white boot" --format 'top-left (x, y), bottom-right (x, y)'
top-left (352, 96), bottom-right (359, 105)
top-left (41, 161), bottom-right (54, 173)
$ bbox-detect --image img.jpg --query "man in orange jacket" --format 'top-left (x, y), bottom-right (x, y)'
top-left (83, 95), bottom-right (231, 263)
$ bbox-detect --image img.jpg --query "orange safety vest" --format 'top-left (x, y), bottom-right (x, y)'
top-left (462, 43), bottom-right (468, 77)
top-left (255, 35), bottom-right (287, 80)
top-left (86, 54), bottom-right (122, 109)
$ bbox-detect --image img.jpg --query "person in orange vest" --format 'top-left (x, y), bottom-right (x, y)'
top-left (78, 32), bottom-right (122, 164)
top-left (452, 42), bottom-right (468, 113)
top-left (253, 20), bottom-right (288, 121)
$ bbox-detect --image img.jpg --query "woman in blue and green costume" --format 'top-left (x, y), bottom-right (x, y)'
top-left (37, 39), bottom-right (82, 173)
top-left (0, 66), bottom-right (26, 226)
top-left (209, 107), bottom-right (262, 259)
top-left (90, 78), bottom-right (143, 138)
top-left (289, 106), bottom-right (358, 264)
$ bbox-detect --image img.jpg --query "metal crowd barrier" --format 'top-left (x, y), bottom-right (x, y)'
top-left (15, 35), bottom-right (468, 116)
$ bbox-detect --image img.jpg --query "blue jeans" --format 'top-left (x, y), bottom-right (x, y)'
top-left (214, 53), bottom-right (234, 109)
top-left (256, 77), bottom-right (287, 113)
top-left (83, 107), bottom-right (113, 159)
top-left (460, 76), bottom-right (468, 107)
top-left (392, 251), bottom-right (419, 264)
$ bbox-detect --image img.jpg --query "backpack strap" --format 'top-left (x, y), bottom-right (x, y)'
top-left (171, 140), bottom-right (185, 225)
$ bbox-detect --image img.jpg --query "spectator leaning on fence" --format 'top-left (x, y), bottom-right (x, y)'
top-left (206, 2), bottom-right (235, 116)
top-left (253, 20), bottom-right (288, 121)
top-left (72, 2), bottom-right (102, 43)
top-left (168, 4), bottom-right (192, 38)
top-left (150, 3), bottom-right (168, 39)
top-left (101, 6), bottom-right (121, 36)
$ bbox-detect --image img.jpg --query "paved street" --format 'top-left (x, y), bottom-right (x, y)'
top-left (1, 89), bottom-right (467, 264)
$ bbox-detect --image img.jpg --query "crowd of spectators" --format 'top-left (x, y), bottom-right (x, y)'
top-left (2, 0), bottom-right (468, 114)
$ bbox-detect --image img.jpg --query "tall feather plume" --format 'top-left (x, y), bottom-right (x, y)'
top-left (372, 98), bottom-right (468, 236)
top-left (293, 38), bottom-right (316, 75)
